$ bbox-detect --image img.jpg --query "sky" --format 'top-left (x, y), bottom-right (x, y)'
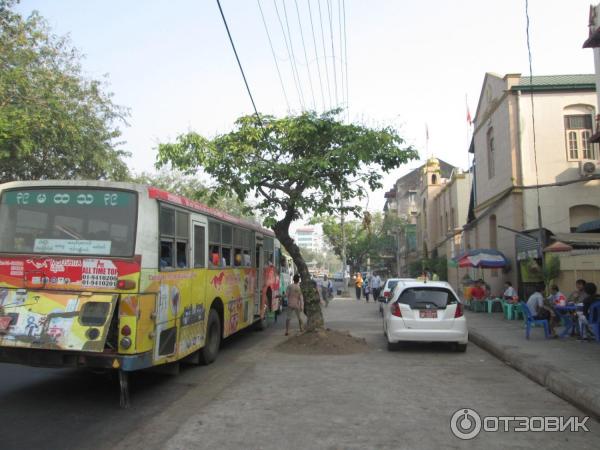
top-left (15, 0), bottom-right (597, 219)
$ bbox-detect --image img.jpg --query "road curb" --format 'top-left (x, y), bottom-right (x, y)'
top-left (469, 329), bottom-right (600, 420)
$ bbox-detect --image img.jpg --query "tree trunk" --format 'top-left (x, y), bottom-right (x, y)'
top-left (273, 216), bottom-right (324, 331)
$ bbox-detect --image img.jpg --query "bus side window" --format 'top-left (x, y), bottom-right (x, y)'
top-left (221, 247), bottom-right (231, 267)
top-left (160, 240), bottom-right (174, 269)
top-left (242, 249), bottom-right (251, 267)
top-left (176, 241), bottom-right (187, 268)
top-left (234, 248), bottom-right (242, 266)
top-left (210, 245), bottom-right (220, 267)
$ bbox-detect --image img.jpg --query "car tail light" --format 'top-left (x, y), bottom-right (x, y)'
top-left (454, 303), bottom-right (464, 318)
top-left (391, 303), bottom-right (402, 317)
top-left (384, 291), bottom-right (391, 298)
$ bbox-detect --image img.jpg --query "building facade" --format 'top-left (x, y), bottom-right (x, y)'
top-left (384, 160), bottom-right (455, 276)
top-left (465, 73), bottom-right (600, 295)
top-left (292, 226), bottom-right (323, 253)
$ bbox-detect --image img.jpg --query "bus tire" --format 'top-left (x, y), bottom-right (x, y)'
top-left (199, 308), bottom-right (221, 365)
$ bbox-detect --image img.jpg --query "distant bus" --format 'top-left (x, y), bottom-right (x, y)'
top-left (0, 180), bottom-right (281, 406)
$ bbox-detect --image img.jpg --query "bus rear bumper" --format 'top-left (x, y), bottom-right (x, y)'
top-left (0, 347), bottom-right (153, 372)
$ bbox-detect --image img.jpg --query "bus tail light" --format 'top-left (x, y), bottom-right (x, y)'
top-left (121, 325), bottom-right (132, 336)
top-left (117, 280), bottom-right (136, 290)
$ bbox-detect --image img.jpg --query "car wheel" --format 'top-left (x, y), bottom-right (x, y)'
top-left (199, 309), bottom-right (221, 365)
top-left (455, 343), bottom-right (467, 353)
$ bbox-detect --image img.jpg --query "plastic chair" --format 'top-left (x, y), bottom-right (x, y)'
top-left (502, 300), bottom-right (519, 320)
top-left (589, 301), bottom-right (600, 343)
top-left (471, 300), bottom-right (486, 312)
top-left (520, 301), bottom-right (550, 339)
top-left (486, 298), bottom-right (503, 314)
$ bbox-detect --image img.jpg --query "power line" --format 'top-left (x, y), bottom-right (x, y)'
top-left (294, 0), bottom-right (317, 110)
top-left (257, 0), bottom-right (291, 112)
top-left (281, 0), bottom-right (307, 110)
top-left (342, 0), bottom-right (349, 121)
top-left (337, 0), bottom-right (345, 109)
top-left (326, 0), bottom-right (339, 106)
top-left (215, 0), bottom-right (262, 124)
top-left (307, 0), bottom-right (326, 111)
top-left (317, 0), bottom-right (332, 109)
top-left (273, 0), bottom-right (305, 110)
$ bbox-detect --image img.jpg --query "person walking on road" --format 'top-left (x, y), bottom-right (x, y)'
top-left (371, 273), bottom-right (382, 301)
top-left (321, 274), bottom-right (333, 307)
top-left (354, 272), bottom-right (363, 300)
top-left (285, 274), bottom-right (304, 336)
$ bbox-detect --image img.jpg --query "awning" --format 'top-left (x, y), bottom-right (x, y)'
top-left (575, 219), bottom-right (600, 233)
top-left (455, 248), bottom-right (508, 268)
top-left (544, 241), bottom-right (573, 253)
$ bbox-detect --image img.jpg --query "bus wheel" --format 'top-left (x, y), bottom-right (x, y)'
top-left (199, 308), bottom-right (221, 365)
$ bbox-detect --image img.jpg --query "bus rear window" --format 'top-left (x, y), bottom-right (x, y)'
top-left (0, 188), bottom-right (137, 257)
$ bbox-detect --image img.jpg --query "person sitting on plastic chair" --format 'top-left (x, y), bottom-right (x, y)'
top-left (527, 283), bottom-right (557, 338)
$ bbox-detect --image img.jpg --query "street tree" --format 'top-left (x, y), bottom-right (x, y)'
top-left (0, 1), bottom-right (130, 182)
top-left (157, 110), bottom-right (417, 330)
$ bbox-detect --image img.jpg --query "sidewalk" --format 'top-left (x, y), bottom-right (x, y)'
top-left (466, 310), bottom-right (600, 418)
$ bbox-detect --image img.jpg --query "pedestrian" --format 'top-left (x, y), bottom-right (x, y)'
top-left (354, 272), bottom-right (363, 300)
top-left (285, 274), bottom-right (304, 336)
top-left (364, 279), bottom-right (371, 302)
top-left (371, 273), bottom-right (382, 301)
top-left (321, 274), bottom-right (333, 307)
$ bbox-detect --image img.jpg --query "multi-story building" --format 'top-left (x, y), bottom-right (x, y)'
top-left (415, 157), bottom-right (471, 291)
top-left (384, 159), bottom-right (455, 275)
top-left (293, 226), bottom-right (323, 253)
top-left (465, 72), bottom-right (600, 295)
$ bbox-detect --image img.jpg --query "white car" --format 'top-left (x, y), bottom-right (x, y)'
top-left (382, 280), bottom-right (468, 352)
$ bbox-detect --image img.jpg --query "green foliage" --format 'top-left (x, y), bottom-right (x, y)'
top-left (130, 170), bottom-right (256, 220)
top-left (408, 257), bottom-right (448, 280)
top-left (543, 254), bottom-right (561, 291)
top-left (298, 247), bottom-right (341, 272)
top-left (321, 212), bottom-right (399, 272)
top-left (0, 1), bottom-right (130, 182)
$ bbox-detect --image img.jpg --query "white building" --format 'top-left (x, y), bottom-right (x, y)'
top-left (292, 226), bottom-right (323, 253)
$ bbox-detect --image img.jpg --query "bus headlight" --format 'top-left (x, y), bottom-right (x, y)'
top-left (120, 337), bottom-right (132, 349)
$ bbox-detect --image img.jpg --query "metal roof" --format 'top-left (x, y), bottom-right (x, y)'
top-left (511, 74), bottom-right (595, 91)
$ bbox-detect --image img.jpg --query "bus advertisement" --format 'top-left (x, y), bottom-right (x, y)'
top-left (0, 181), bottom-right (282, 406)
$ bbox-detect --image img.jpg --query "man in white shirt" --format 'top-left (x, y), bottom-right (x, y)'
top-left (503, 281), bottom-right (517, 302)
top-left (371, 273), bottom-right (382, 301)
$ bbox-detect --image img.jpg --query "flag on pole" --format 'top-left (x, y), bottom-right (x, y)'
top-left (466, 95), bottom-right (472, 125)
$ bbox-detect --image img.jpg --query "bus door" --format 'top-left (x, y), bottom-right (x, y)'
top-left (186, 216), bottom-right (207, 350)
top-left (254, 238), bottom-right (264, 318)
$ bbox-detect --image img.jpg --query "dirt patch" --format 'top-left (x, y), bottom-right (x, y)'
top-left (275, 329), bottom-right (369, 355)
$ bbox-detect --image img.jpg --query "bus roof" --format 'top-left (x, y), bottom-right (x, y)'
top-left (0, 180), bottom-right (275, 238)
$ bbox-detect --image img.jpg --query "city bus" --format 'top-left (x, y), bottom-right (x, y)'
top-left (0, 180), bottom-right (282, 406)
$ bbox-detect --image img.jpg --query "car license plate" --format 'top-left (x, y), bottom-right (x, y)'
top-left (0, 316), bottom-right (12, 332)
top-left (419, 310), bottom-right (437, 319)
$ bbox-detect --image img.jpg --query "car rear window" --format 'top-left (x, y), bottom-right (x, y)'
top-left (397, 287), bottom-right (458, 309)
top-left (386, 280), bottom-right (399, 291)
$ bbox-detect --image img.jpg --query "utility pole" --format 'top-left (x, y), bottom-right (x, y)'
top-left (340, 190), bottom-right (347, 294)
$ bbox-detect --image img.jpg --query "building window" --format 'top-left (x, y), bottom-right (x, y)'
top-left (564, 114), bottom-right (594, 160)
top-left (569, 204), bottom-right (600, 232)
top-left (487, 128), bottom-right (495, 178)
top-left (489, 215), bottom-right (497, 249)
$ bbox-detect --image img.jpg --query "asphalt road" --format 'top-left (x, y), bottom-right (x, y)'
top-left (0, 298), bottom-right (597, 449)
